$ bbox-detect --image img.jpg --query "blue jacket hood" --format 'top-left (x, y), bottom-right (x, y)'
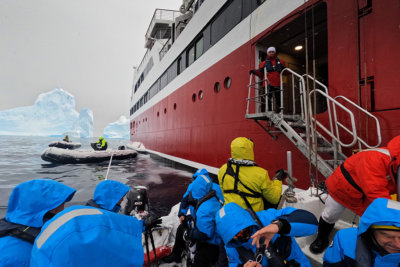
top-left (358, 198), bottom-right (400, 236)
top-left (191, 174), bottom-right (212, 200)
top-left (192, 168), bottom-right (210, 180)
top-left (6, 179), bottom-right (75, 228)
top-left (93, 180), bottom-right (130, 211)
top-left (215, 202), bottom-right (258, 247)
top-left (30, 205), bottom-right (144, 267)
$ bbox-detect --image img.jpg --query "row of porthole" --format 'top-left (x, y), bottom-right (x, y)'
top-left (134, 77), bottom-right (232, 126)
top-left (192, 77), bottom-right (231, 102)
top-left (155, 102), bottom-right (178, 117)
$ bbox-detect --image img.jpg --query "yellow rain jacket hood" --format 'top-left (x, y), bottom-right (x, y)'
top-left (218, 137), bottom-right (282, 212)
top-left (230, 137), bottom-right (254, 161)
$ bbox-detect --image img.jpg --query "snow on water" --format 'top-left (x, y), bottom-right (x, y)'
top-left (0, 88), bottom-right (94, 138)
top-left (103, 115), bottom-right (129, 139)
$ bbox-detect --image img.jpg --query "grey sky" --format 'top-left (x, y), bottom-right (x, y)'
top-left (0, 0), bottom-right (182, 136)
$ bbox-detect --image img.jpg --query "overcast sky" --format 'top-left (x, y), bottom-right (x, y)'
top-left (0, 0), bottom-right (182, 136)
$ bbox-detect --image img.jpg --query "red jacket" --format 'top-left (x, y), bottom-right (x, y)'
top-left (326, 136), bottom-right (400, 216)
top-left (258, 57), bottom-right (285, 87)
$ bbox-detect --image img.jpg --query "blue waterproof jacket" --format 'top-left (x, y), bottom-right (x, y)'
top-left (178, 168), bottom-right (224, 217)
top-left (0, 179), bottom-right (75, 267)
top-left (188, 173), bottom-right (224, 246)
top-left (216, 202), bottom-right (317, 266)
top-left (30, 205), bottom-right (144, 267)
top-left (324, 198), bottom-right (400, 266)
top-left (87, 180), bottom-right (130, 212)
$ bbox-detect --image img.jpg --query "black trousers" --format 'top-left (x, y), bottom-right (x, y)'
top-left (268, 85), bottom-right (281, 111)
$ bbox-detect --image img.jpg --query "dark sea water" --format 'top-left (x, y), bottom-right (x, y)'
top-left (0, 135), bottom-right (192, 218)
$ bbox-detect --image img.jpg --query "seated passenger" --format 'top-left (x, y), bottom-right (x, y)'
top-left (63, 135), bottom-right (70, 142)
top-left (91, 136), bottom-right (108, 151)
top-left (323, 198), bottom-right (400, 266)
top-left (163, 168), bottom-right (224, 263)
top-left (86, 180), bottom-right (130, 213)
top-left (30, 205), bottom-right (160, 267)
top-left (216, 202), bottom-right (317, 266)
top-left (185, 173), bottom-right (224, 266)
top-left (218, 137), bottom-right (283, 212)
top-left (0, 179), bottom-right (76, 267)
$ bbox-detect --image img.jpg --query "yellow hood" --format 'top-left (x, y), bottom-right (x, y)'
top-left (230, 137), bottom-right (254, 161)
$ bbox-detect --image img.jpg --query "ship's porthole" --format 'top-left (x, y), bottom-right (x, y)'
top-left (214, 82), bottom-right (220, 93)
top-left (174, 103), bottom-right (177, 110)
top-left (157, 111), bottom-right (160, 117)
top-left (224, 77), bottom-right (231, 89)
top-left (198, 90), bottom-right (203, 100)
top-left (192, 93), bottom-right (197, 102)
top-left (164, 108), bottom-right (167, 114)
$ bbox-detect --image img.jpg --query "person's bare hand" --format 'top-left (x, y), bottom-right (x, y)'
top-left (244, 260), bottom-right (262, 267)
top-left (179, 216), bottom-right (185, 224)
top-left (251, 223), bottom-right (279, 248)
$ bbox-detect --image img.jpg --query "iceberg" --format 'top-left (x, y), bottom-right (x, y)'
top-left (103, 115), bottom-right (130, 139)
top-left (71, 108), bottom-right (94, 138)
top-left (0, 88), bottom-right (94, 138)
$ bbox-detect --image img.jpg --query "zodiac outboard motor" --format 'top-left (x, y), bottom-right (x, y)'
top-left (123, 186), bottom-right (149, 219)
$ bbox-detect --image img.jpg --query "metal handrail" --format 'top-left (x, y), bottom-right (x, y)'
top-left (246, 73), bottom-right (269, 115)
top-left (334, 95), bottom-right (382, 148)
top-left (280, 68), bottom-right (307, 120)
top-left (309, 89), bottom-right (358, 147)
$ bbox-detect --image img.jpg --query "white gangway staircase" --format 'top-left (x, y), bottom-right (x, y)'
top-left (246, 67), bottom-right (382, 180)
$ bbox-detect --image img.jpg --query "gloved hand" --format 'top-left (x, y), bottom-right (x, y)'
top-left (145, 216), bottom-right (162, 231)
top-left (249, 69), bottom-right (255, 75)
top-left (273, 169), bottom-right (288, 181)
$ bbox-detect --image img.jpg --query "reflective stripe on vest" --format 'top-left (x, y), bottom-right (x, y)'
top-left (36, 208), bottom-right (102, 249)
top-left (362, 148), bottom-right (391, 158)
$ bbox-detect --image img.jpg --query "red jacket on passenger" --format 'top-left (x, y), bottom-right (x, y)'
top-left (326, 136), bottom-right (400, 216)
top-left (259, 57), bottom-right (285, 87)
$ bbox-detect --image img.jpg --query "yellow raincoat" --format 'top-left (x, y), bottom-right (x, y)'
top-left (218, 137), bottom-right (282, 212)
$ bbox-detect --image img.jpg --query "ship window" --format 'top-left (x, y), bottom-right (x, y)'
top-left (224, 77), bottom-right (231, 89)
top-left (177, 57), bottom-right (182, 75)
top-left (192, 93), bottom-right (197, 102)
top-left (164, 108), bottom-right (167, 114)
top-left (214, 82), bottom-right (220, 93)
top-left (157, 111), bottom-right (160, 117)
top-left (174, 103), bottom-right (177, 110)
top-left (195, 37), bottom-right (204, 60)
top-left (211, 0), bottom-right (242, 45)
top-left (188, 46), bottom-right (195, 66)
top-left (198, 90), bottom-right (203, 100)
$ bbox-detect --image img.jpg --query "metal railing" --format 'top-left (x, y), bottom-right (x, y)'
top-left (246, 67), bottom-right (381, 153)
top-left (334, 95), bottom-right (381, 149)
top-left (145, 9), bottom-right (181, 40)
